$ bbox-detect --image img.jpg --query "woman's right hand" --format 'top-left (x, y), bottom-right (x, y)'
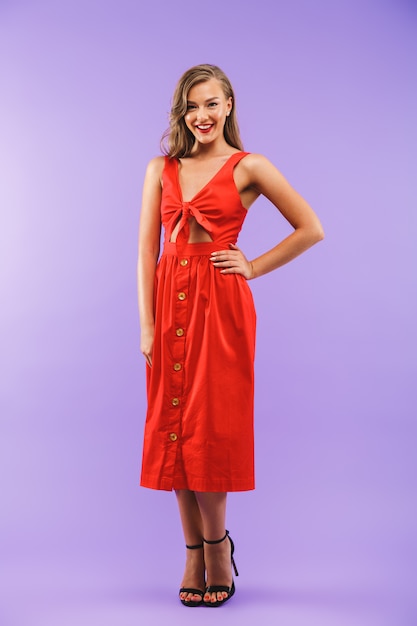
top-left (141, 327), bottom-right (154, 367)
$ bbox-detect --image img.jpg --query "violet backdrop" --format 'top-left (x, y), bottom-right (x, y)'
top-left (0, 1), bottom-right (416, 625)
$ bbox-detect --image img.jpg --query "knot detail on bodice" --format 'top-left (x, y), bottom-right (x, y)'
top-left (171, 201), bottom-right (214, 251)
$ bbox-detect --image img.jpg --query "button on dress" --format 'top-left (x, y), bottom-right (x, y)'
top-left (140, 151), bottom-right (256, 492)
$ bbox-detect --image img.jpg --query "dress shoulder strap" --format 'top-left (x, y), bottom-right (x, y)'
top-left (163, 155), bottom-right (174, 170)
top-left (224, 151), bottom-right (251, 170)
top-left (162, 155), bottom-right (177, 182)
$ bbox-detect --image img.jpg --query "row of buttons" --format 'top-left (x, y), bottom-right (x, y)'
top-left (170, 259), bottom-right (189, 444)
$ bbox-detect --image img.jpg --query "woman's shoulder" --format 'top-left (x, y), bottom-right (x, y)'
top-left (240, 152), bottom-right (281, 179)
top-left (241, 152), bottom-right (272, 169)
top-left (238, 153), bottom-right (289, 193)
top-left (146, 155), bottom-right (166, 173)
top-left (143, 156), bottom-right (167, 185)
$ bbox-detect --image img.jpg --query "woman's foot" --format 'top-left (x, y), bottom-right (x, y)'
top-left (203, 533), bottom-right (234, 605)
top-left (179, 544), bottom-right (206, 605)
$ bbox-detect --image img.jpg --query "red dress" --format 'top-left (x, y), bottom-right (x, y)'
top-left (140, 151), bottom-right (256, 492)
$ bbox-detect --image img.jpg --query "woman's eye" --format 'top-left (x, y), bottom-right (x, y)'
top-left (208, 102), bottom-right (217, 107)
top-left (186, 104), bottom-right (196, 110)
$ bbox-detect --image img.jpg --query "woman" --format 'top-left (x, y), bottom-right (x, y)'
top-left (137, 64), bottom-right (324, 607)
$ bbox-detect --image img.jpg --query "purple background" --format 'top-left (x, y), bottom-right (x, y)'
top-left (1, 0), bottom-right (416, 625)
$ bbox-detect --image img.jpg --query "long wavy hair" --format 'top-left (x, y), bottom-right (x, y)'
top-left (161, 64), bottom-right (244, 158)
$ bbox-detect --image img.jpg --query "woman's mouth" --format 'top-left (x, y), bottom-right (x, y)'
top-left (196, 124), bottom-right (214, 134)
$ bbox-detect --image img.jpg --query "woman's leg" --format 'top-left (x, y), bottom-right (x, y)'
top-left (175, 489), bottom-right (205, 602)
top-left (194, 492), bottom-right (233, 604)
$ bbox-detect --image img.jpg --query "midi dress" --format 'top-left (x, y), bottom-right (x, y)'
top-left (140, 151), bottom-right (257, 492)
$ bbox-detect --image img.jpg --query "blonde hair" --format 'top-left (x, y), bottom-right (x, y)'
top-left (161, 64), bottom-right (244, 158)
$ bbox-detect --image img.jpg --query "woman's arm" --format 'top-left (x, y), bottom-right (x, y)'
top-left (137, 157), bottom-right (164, 366)
top-left (210, 153), bottom-right (324, 279)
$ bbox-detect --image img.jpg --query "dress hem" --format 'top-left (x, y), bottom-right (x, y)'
top-left (140, 476), bottom-right (255, 493)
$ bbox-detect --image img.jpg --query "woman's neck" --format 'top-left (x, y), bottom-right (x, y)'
top-left (190, 138), bottom-right (234, 159)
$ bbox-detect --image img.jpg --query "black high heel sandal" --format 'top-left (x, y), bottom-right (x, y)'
top-left (203, 530), bottom-right (239, 607)
top-left (179, 542), bottom-right (205, 607)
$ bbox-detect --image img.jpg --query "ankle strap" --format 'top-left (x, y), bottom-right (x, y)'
top-left (185, 542), bottom-right (204, 550)
top-left (203, 530), bottom-right (229, 545)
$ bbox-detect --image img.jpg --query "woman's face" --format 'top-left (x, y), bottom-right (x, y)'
top-left (184, 78), bottom-right (232, 146)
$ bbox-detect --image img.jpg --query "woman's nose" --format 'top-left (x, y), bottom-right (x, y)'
top-left (196, 107), bottom-right (208, 121)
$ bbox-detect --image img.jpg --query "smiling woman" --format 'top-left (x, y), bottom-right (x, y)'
top-left (163, 65), bottom-right (243, 159)
top-left (137, 64), bottom-right (324, 608)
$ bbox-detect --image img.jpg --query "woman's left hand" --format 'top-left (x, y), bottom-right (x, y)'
top-left (210, 244), bottom-right (254, 280)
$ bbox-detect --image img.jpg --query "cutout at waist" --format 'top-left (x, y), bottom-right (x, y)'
top-left (169, 216), bottom-right (214, 244)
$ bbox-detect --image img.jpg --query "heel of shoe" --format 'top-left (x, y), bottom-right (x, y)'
top-left (231, 555), bottom-right (239, 577)
top-left (227, 533), bottom-right (239, 577)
